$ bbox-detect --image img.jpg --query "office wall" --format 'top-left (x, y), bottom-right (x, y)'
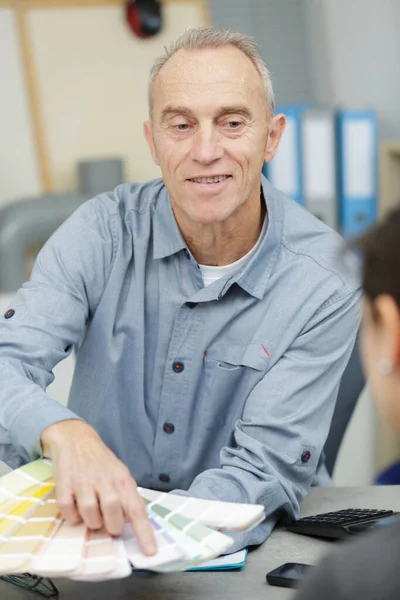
top-left (303, 0), bottom-right (400, 140)
top-left (209, 0), bottom-right (313, 107)
top-left (210, 0), bottom-right (400, 140)
top-left (27, 2), bottom-right (206, 192)
top-left (0, 8), bottom-right (41, 210)
top-left (0, 1), bottom-right (208, 207)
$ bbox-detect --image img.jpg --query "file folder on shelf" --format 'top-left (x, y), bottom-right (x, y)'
top-left (301, 110), bottom-right (337, 229)
top-left (264, 105), bottom-right (304, 206)
top-left (337, 110), bottom-right (377, 238)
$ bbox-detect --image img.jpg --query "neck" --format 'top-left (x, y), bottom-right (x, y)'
top-left (173, 190), bottom-right (266, 266)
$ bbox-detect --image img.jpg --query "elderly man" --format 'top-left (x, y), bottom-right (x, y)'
top-left (0, 27), bottom-right (360, 555)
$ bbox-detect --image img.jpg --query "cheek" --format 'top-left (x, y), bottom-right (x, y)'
top-left (361, 324), bottom-right (400, 433)
top-left (360, 320), bottom-right (377, 379)
top-left (236, 136), bottom-right (268, 169)
top-left (166, 143), bottom-right (193, 173)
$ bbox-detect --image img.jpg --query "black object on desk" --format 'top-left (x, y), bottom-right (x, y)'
top-left (266, 562), bottom-right (312, 588)
top-left (0, 574), bottom-right (58, 597)
top-left (286, 508), bottom-right (400, 539)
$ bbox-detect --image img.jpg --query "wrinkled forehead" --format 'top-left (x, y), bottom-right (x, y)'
top-left (151, 47), bottom-right (266, 116)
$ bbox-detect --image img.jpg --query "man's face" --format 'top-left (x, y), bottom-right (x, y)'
top-left (144, 46), bottom-right (282, 226)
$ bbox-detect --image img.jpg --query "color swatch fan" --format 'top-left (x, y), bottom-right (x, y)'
top-left (0, 460), bottom-right (265, 579)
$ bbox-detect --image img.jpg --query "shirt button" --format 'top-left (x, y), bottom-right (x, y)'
top-left (159, 474), bottom-right (170, 483)
top-left (173, 362), bottom-right (184, 373)
top-left (187, 302), bottom-right (198, 309)
top-left (163, 423), bottom-right (175, 434)
top-left (4, 309), bottom-right (15, 319)
top-left (301, 450), bottom-right (311, 463)
top-left (183, 248), bottom-right (190, 259)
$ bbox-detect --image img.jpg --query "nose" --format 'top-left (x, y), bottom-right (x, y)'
top-left (190, 123), bottom-right (224, 164)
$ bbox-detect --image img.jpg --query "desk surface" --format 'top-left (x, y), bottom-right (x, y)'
top-left (1, 485), bottom-right (400, 600)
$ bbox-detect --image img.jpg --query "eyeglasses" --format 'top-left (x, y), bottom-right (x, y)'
top-left (0, 574), bottom-right (59, 597)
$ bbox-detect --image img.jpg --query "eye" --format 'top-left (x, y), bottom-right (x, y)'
top-left (174, 123), bottom-right (190, 130)
top-left (222, 120), bottom-right (244, 130)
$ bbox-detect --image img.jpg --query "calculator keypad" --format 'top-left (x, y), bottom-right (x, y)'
top-left (300, 508), bottom-right (394, 525)
top-left (286, 508), bottom-right (398, 539)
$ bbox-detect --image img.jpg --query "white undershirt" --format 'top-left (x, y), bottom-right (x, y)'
top-left (198, 216), bottom-right (268, 287)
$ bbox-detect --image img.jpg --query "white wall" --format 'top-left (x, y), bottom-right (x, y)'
top-left (209, 0), bottom-right (313, 106)
top-left (210, 0), bottom-right (400, 139)
top-left (0, 8), bottom-right (41, 209)
top-left (333, 386), bottom-right (377, 485)
top-left (0, 2), bottom-right (207, 207)
top-left (303, 0), bottom-right (400, 139)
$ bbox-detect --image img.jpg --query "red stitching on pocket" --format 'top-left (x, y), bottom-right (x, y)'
top-left (261, 344), bottom-right (270, 357)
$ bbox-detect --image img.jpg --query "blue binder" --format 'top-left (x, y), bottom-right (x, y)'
top-left (337, 110), bottom-right (377, 238)
top-left (263, 105), bottom-right (304, 206)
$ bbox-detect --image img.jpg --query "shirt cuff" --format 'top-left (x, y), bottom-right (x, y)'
top-left (11, 403), bottom-right (83, 462)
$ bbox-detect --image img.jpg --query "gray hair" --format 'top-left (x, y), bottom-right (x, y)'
top-left (148, 27), bottom-right (274, 117)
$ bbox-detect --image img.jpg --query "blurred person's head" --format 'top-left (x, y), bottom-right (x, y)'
top-left (144, 27), bottom-right (285, 229)
top-left (354, 207), bottom-right (400, 431)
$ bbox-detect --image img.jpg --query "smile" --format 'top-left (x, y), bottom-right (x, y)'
top-left (188, 175), bottom-right (231, 184)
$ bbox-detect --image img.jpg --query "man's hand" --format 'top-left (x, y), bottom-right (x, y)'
top-left (41, 419), bottom-right (156, 555)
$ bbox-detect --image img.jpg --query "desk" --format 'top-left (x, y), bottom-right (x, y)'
top-left (1, 486), bottom-right (400, 600)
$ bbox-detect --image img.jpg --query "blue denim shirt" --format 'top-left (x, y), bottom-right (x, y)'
top-left (0, 176), bottom-right (361, 550)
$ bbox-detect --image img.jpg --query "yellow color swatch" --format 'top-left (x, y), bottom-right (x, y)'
top-left (13, 520), bottom-right (56, 538)
top-left (21, 484), bottom-right (54, 500)
top-left (18, 460), bottom-right (53, 482)
top-left (9, 501), bottom-right (36, 518)
top-left (30, 503), bottom-right (60, 520)
top-left (0, 498), bottom-right (21, 515)
top-left (0, 517), bottom-right (18, 535)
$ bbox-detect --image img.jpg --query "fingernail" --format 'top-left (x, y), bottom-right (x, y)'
top-left (146, 542), bottom-right (157, 555)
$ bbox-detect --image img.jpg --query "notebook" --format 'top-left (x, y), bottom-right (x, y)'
top-left (187, 548), bottom-right (248, 571)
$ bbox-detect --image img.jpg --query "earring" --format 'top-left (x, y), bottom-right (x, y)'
top-left (377, 358), bottom-right (393, 376)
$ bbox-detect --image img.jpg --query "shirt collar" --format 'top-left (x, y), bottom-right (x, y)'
top-left (152, 182), bottom-right (187, 259)
top-left (234, 175), bottom-right (283, 299)
top-left (152, 175), bottom-right (283, 300)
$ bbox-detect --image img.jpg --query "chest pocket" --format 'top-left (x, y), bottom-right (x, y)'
top-left (206, 343), bottom-right (270, 372)
top-left (200, 344), bottom-right (271, 429)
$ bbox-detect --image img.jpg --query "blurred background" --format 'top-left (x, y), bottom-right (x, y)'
top-left (1, 0), bottom-right (399, 484)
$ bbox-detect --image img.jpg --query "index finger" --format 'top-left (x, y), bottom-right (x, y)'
top-left (118, 480), bottom-right (157, 556)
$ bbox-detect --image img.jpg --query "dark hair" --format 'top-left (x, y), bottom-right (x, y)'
top-left (352, 205), bottom-right (400, 311)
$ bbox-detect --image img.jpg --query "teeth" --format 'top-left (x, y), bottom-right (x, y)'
top-left (191, 175), bottom-right (228, 183)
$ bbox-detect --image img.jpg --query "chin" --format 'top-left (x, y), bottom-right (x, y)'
top-left (190, 209), bottom-right (233, 225)
top-left (190, 199), bottom-right (238, 224)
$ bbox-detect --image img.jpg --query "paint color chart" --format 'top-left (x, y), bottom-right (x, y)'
top-left (138, 487), bottom-right (266, 531)
top-left (0, 460), bottom-right (265, 579)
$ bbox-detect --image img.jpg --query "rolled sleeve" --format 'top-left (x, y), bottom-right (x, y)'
top-left (176, 288), bottom-right (361, 551)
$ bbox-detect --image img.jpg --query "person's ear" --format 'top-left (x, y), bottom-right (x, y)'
top-left (143, 121), bottom-right (160, 166)
top-left (373, 294), bottom-right (400, 370)
top-left (264, 114), bottom-right (286, 163)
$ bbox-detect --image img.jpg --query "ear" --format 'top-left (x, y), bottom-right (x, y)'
top-left (264, 114), bottom-right (286, 163)
top-left (143, 121), bottom-right (160, 166)
top-left (373, 294), bottom-right (400, 369)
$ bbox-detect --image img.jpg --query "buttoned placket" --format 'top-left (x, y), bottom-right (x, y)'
top-left (151, 251), bottom-right (205, 487)
top-left (150, 247), bottom-right (240, 487)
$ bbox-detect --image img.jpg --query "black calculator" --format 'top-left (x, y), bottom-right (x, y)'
top-left (286, 508), bottom-right (400, 539)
